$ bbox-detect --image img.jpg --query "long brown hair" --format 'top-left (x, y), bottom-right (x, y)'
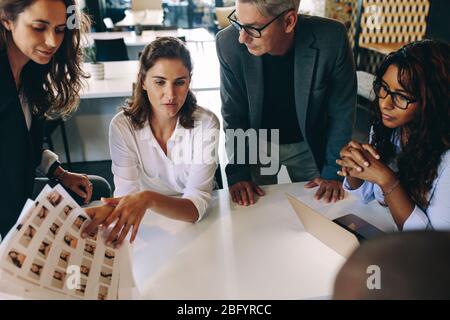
top-left (370, 39), bottom-right (450, 209)
top-left (0, 0), bottom-right (90, 118)
top-left (123, 36), bottom-right (197, 130)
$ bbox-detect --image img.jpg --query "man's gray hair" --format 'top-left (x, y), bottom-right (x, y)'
top-left (238, 0), bottom-right (300, 17)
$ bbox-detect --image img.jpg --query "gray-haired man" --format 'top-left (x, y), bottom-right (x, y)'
top-left (216, 0), bottom-right (356, 205)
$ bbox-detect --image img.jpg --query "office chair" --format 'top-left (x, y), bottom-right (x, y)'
top-left (354, 71), bottom-right (376, 142)
top-left (142, 24), bottom-right (177, 31)
top-left (94, 38), bottom-right (129, 62)
top-left (356, 70), bottom-right (376, 114)
top-left (34, 176), bottom-right (112, 204)
top-left (215, 6), bottom-right (234, 30)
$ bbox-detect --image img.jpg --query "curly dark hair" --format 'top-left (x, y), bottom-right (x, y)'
top-left (370, 39), bottom-right (450, 209)
top-left (123, 37), bottom-right (197, 129)
top-left (0, 0), bottom-right (90, 119)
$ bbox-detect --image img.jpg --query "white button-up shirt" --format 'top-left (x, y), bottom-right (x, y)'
top-left (109, 106), bottom-right (220, 221)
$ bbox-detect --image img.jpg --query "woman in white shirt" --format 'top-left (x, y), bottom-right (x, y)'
top-left (336, 40), bottom-right (450, 231)
top-left (83, 37), bottom-right (220, 246)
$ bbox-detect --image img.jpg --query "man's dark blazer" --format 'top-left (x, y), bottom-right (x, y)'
top-left (216, 15), bottom-right (357, 186)
top-left (0, 54), bottom-right (44, 237)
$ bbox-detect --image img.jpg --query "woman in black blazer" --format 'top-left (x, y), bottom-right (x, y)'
top-left (0, 0), bottom-right (101, 237)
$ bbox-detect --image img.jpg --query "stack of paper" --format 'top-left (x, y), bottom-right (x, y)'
top-left (0, 185), bottom-right (125, 300)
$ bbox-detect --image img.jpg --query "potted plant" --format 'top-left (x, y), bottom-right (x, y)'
top-left (84, 46), bottom-right (104, 80)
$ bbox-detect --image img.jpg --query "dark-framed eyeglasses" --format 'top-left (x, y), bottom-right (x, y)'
top-left (373, 81), bottom-right (418, 110)
top-left (227, 9), bottom-right (291, 38)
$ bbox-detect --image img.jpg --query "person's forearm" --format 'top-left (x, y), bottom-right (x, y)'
top-left (381, 178), bottom-right (415, 230)
top-left (143, 191), bottom-right (199, 223)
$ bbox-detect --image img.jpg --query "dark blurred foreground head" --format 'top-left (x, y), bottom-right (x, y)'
top-left (333, 231), bottom-right (450, 299)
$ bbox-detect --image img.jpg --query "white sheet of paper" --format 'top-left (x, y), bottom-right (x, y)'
top-left (0, 185), bottom-right (129, 300)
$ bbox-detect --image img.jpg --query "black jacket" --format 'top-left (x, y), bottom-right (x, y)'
top-left (0, 54), bottom-right (44, 237)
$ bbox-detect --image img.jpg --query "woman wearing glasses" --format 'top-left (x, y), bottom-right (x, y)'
top-left (337, 40), bottom-right (450, 231)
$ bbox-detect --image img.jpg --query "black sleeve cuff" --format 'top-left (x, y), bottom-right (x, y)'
top-left (225, 164), bottom-right (252, 187)
top-left (46, 161), bottom-right (61, 179)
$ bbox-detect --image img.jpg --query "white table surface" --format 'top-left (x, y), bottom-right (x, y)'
top-left (0, 182), bottom-right (396, 299)
top-left (131, 182), bottom-right (396, 299)
top-left (87, 28), bottom-right (215, 47)
top-left (80, 59), bottom-right (220, 99)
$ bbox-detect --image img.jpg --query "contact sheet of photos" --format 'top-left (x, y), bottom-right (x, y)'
top-left (0, 185), bottom-right (122, 300)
